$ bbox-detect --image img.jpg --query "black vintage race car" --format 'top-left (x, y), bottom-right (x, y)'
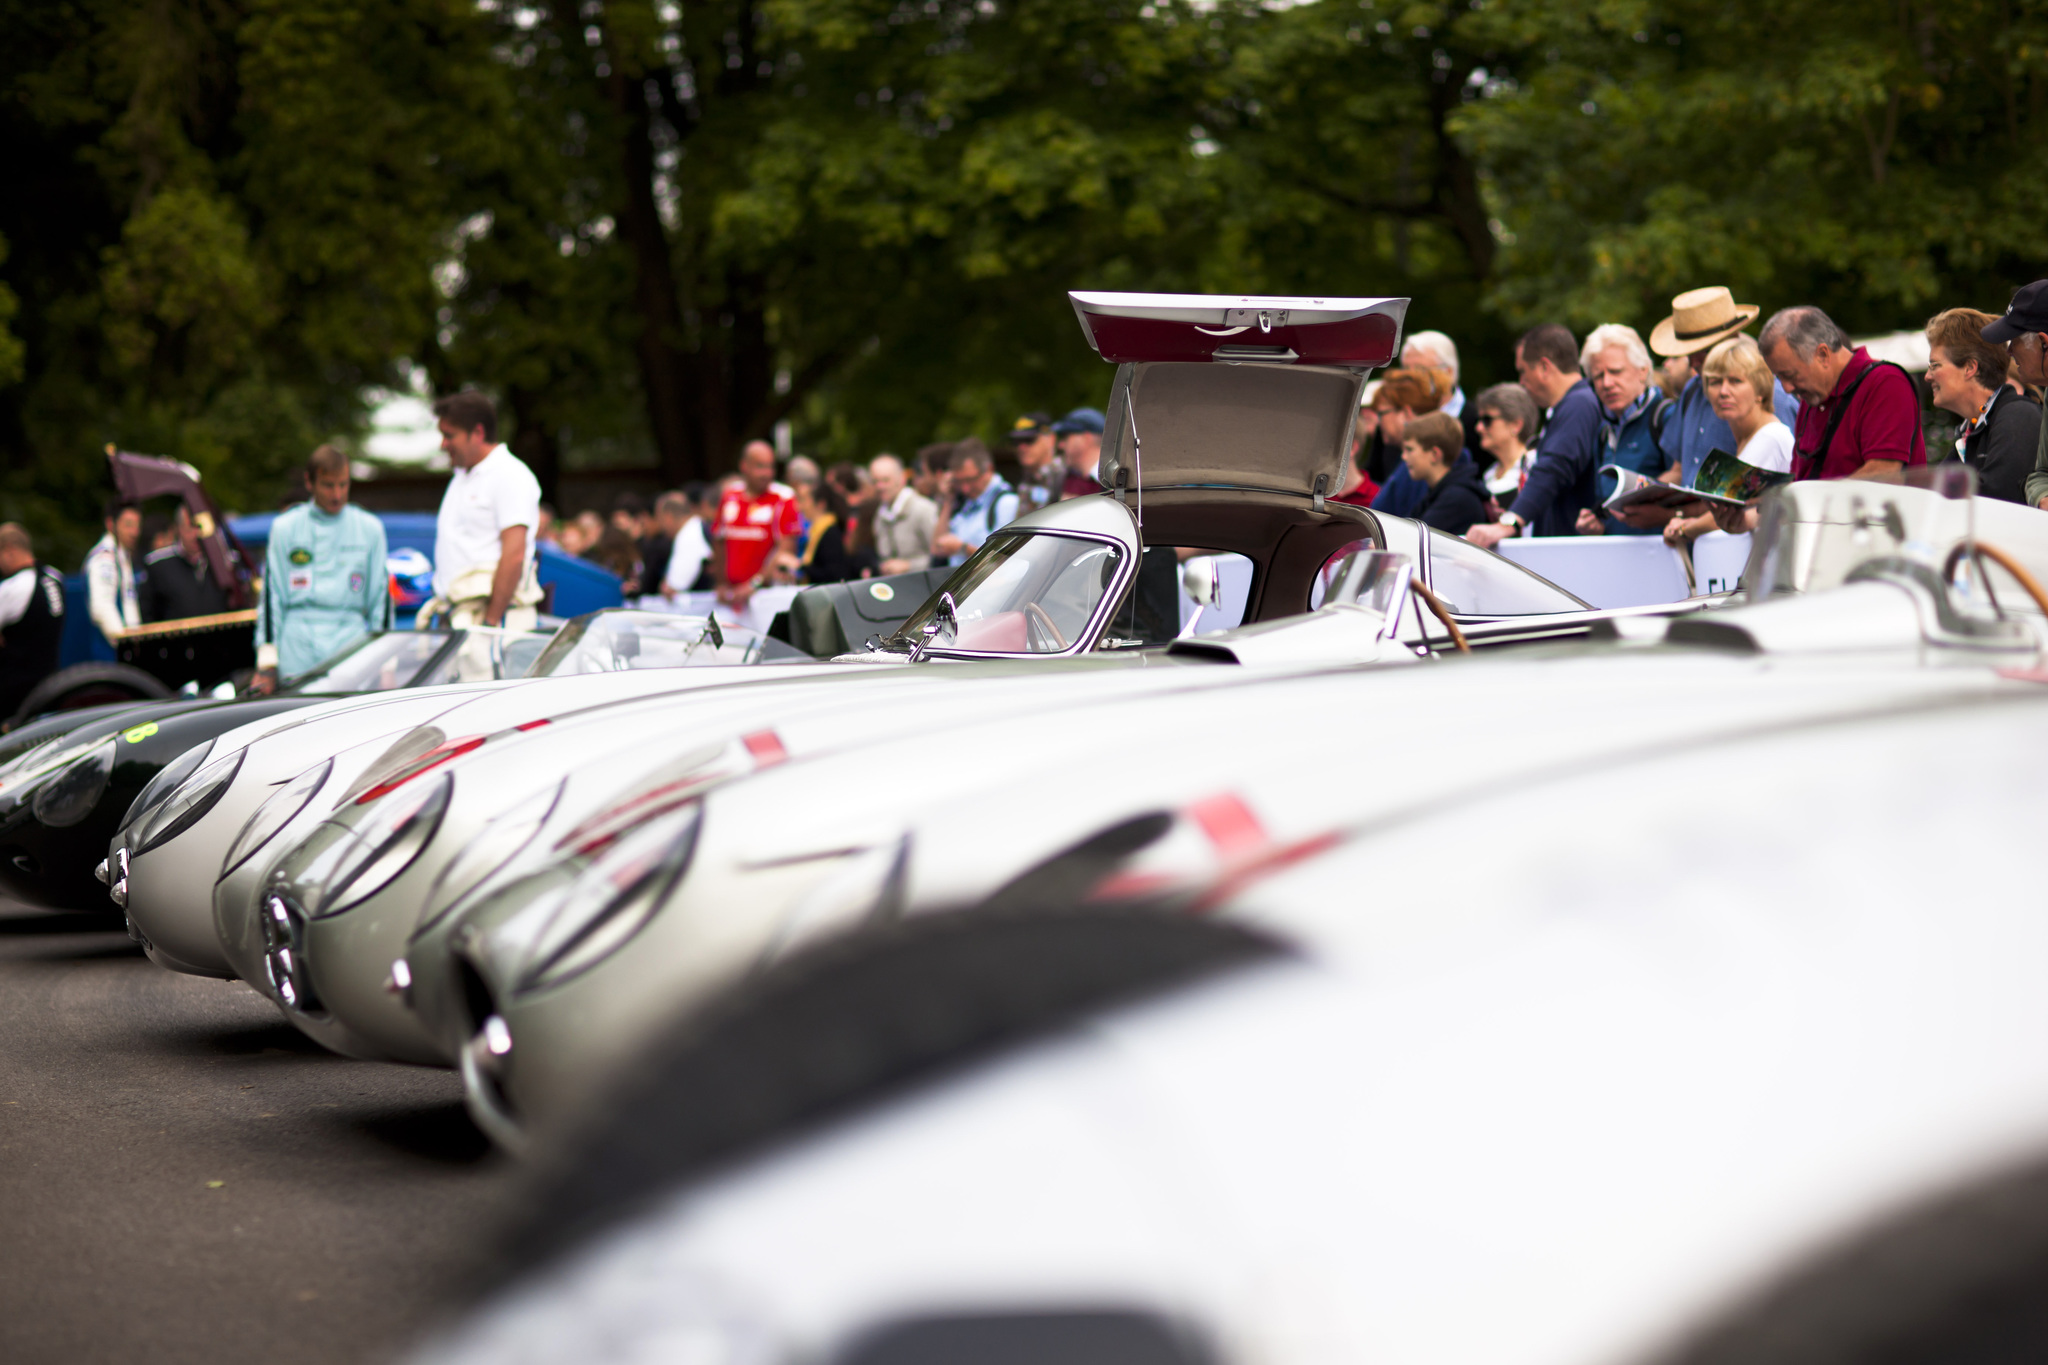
top-left (0, 627), bottom-right (552, 911)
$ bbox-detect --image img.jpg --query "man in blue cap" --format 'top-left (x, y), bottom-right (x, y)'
top-left (1053, 407), bottom-right (1106, 500)
top-left (1983, 280), bottom-right (2048, 509)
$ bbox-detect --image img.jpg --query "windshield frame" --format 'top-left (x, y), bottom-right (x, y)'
top-left (881, 527), bottom-right (1137, 660)
top-left (283, 630), bottom-right (461, 695)
top-left (1420, 527), bottom-right (1592, 617)
top-left (526, 610), bottom-right (810, 675)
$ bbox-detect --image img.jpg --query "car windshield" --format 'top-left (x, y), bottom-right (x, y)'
top-left (288, 632), bottom-right (455, 694)
top-left (1426, 530), bottom-right (1590, 615)
top-left (528, 611), bottom-right (810, 675)
top-left (887, 531), bottom-right (1126, 654)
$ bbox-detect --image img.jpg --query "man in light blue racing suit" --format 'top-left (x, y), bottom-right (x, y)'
top-left (252, 445), bottom-right (389, 689)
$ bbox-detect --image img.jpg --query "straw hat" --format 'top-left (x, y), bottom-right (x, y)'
top-left (1649, 286), bottom-right (1761, 357)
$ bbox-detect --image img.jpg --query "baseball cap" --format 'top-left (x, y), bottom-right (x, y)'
top-left (1008, 412), bottom-right (1052, 443)
top-left (1982, 279), bottom-right (2048, 343)
top-left (1051, 406), bottom-right (1106, 436)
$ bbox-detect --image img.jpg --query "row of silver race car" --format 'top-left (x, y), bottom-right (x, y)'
top-left (18, 293), bottom-right (2048, 1364)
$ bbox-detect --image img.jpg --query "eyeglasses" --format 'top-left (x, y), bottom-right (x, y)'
top-left (1474, 413), bottom-right (1504, 426)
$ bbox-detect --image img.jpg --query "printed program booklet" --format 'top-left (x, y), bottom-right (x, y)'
top-left (1603, 448), bottom-right (1791, 513)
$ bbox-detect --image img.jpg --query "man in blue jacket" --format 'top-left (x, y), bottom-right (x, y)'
top-left (1466, 324), bottom-right (1604, 548)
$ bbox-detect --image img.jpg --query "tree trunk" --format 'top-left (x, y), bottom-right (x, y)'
top-left (1431, 69), bottom-right (1495, 282)
top-left (506, 388), bottom-right (560, 508)
top-left (609, 64), bottom-right (701, 484)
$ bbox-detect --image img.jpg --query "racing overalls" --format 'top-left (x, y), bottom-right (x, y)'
top-left (254, 503), bottom-right (391, 678)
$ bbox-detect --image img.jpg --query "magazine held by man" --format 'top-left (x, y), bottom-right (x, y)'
top-left (1602, 448), bottom-right (1792, 514)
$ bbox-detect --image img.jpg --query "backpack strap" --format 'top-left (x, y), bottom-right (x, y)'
top-left (1799, 360), bottom-right (1910, 479)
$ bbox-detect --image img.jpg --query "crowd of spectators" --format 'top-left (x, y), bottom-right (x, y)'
top-left (538, 407), bottom-right (1116, 610)
top-left (543, 278), bottom-right (2048, 606)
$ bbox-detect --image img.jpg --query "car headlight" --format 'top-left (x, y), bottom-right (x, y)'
top-left (130, 747), bottom-right (244, 854)
top-left (418, 778), bottom-right (566, 933)
top-left (296, 769), bottom-right (453, 918)
top-left (2, 731), bottom-right (113, 795)
top-left (514, 801), bottom-right (702, 994)
top-left (31, 741), bottom-right (117, 828)
top-left (221, 758), bottom-right (332, 876)
top-left (120, 739), bottom-right (214, 833)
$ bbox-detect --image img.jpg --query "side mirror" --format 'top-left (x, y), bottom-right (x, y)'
top-left (910, 591), bottom-right (957, 662)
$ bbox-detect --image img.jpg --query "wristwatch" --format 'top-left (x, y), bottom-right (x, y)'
top-left (1498, 511), bottom-right (1524, 530)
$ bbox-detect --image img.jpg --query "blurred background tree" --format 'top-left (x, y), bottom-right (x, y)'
top-left (3, 0), bottom-right (2045, 556)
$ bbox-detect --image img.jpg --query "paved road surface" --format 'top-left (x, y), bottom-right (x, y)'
top-left (0, 906), bottom-right (516, 1364)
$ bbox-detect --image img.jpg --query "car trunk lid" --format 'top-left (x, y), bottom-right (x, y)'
top-left (1068, 292), bottom-right (1409, 504)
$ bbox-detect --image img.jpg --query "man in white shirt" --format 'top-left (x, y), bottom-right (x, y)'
top-left (83, 498), bottom-right (141, 642)
top-left (659, 485), bottom-right (716, 598)
top-left (429, 392), bottom-right (542, 674)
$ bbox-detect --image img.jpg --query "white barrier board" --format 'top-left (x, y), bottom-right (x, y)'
top-left (1498, 536), bottom-right (1693, 609)
top-left (1690, 532), bottom-right (1752, 596)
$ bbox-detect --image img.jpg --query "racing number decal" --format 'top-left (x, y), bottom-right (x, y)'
top-left (122, 722), bottom-right (159, 744)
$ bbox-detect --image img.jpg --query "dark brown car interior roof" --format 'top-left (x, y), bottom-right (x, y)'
top-left (1122, 488), bottom-right (1380, 623)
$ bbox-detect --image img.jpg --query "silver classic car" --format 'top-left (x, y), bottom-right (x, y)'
top-left (409, 575), bottom-right (2048, 1365)
top-left (416, 538), bottom-right (2048, 1147)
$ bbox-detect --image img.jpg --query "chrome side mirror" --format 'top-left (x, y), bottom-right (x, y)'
top-left (909, 591), bottom-right (957, 663)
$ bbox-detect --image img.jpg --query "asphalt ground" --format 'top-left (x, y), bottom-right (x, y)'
top-left (0, 904), bottom-right (515, 1365)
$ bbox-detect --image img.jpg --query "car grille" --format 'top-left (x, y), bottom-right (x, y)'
top-left (259, 892), bottom-right (325, 1016)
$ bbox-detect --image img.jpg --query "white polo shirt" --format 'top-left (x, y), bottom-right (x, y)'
top-left (433, 444), bottom-right (541, 596)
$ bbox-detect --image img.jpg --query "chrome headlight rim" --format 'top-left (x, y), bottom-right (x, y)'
top-left (314, 769), bottom-right (455, 919)
top-left (119, 739), bottom-right (214, 834)
top-left (133, 747), bottom-right (246, 855)
top-left (220, 758), bottom-right (333, 877)
top-left (513, 801), bottom-right (703, 996)
top-left (416, 777), bottom-right (568, 935)
top-left (30, 740), bottom-right (118, 829)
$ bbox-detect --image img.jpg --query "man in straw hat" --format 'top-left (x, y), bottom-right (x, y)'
top-left (1650, 286), bottom-right (1800, 489)
top-left (1981, 279), bottom-right (2048, 509)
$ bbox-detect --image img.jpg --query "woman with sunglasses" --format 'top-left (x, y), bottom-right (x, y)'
top-left (1471, 382), bottom-right (1541, 517)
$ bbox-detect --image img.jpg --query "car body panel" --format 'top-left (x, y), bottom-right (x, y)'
top-left (411, 671), bottom-right (2048, 1365)
top-left (117, 620), bottom-right (828, 977)
top-left (279, 655), bottom-right (1285, 1062)
top-left (453, 602), bottom-right (2034, 1143)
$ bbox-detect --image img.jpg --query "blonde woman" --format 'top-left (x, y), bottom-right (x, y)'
top-left (1665, 335), bottom-right (1791, 546)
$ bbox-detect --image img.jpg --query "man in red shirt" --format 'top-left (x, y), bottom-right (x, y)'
top-left (1759, 306), bottom-right (1926, 481)
top-left (714, 440), bottom-right (800, 612)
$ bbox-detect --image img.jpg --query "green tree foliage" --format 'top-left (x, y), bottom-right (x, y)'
top-left (0, 0), bottom-right (501, 562)
top-left (1452, 0), bottom-right (2048, 332)
top-left (6, 0), bottom-right (2047, 555)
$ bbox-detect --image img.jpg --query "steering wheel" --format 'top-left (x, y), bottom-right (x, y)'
top-left (1024, 602), bottom-right (1069, 652)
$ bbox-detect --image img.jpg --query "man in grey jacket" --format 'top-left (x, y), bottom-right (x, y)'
top-left (868, 453), bottom-right (937, 574)
top-left (1984, 281), bottom-right (2048, 508)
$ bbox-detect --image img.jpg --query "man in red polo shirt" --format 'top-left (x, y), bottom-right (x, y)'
top-left (1759, 305), bottom-right (1926, 481)
top-left (714, 440), bottom-right (800, 613)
